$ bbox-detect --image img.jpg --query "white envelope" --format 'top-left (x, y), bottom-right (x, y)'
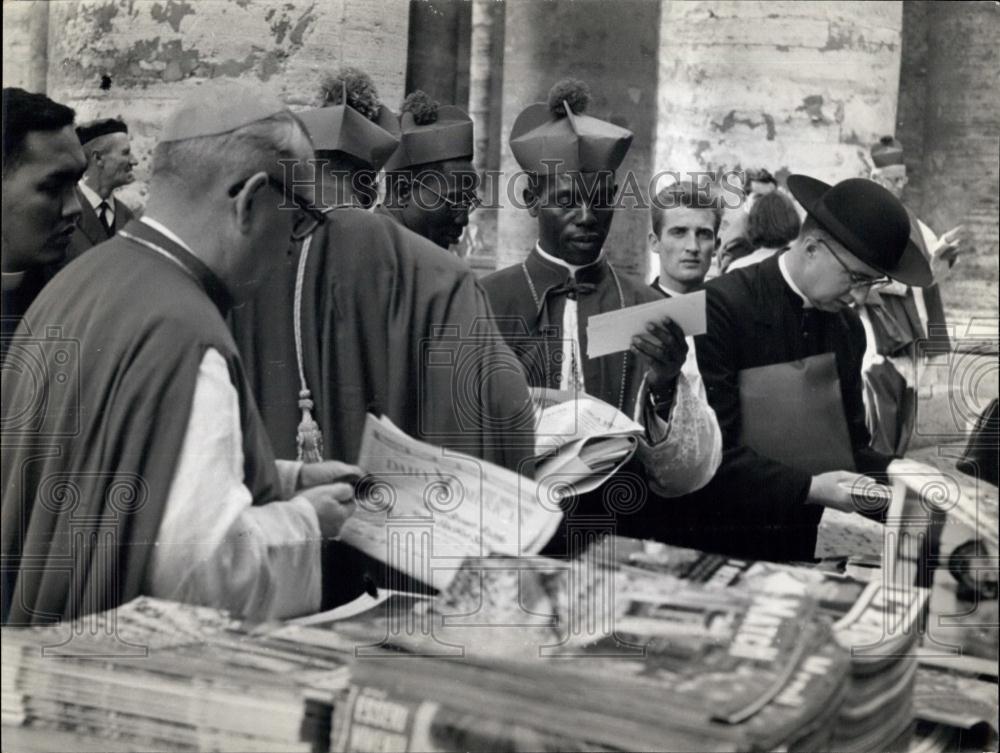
top-left (586, 290), bottom-right (706, 358)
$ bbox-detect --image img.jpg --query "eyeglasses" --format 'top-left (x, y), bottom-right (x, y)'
top-left (229, 175), bottom-right (329, 241)
top-left (814, 238), bottom-right (890, 290)
top-left (412, 178), bottom-right (482, 215)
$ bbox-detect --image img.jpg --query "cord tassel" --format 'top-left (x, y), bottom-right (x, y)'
top-left (296, 390), bottom-right (324, 463)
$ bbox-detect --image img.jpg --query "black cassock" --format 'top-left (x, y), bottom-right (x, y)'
top-left (679, 254), bottom-right (894, 561)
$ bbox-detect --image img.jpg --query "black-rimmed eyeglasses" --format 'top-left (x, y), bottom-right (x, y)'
top-left (814, 238), bottom-right (891, 291)
top-left (229, 175), bottom-right (329, 241)
top-left (412, 178), bottom-right (482, 216)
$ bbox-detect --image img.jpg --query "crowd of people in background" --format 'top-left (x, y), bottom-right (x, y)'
top-left (0, 72), bottom-right (973, 625)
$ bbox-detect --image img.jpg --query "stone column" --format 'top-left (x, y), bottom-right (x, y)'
top-left (495, 0), bottom-right (661, 277)
top-left (2, 1), bottom-right (50, 92)
top-left (653, 1), bottom-right (904, 213)
top-left (43, 0), bottom-right (409, 211)
top-left (915, 0), bottom-right (999, 327)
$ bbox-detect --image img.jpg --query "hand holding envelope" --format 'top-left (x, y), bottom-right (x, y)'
top-left (586, 290), bottom-right (707, 358)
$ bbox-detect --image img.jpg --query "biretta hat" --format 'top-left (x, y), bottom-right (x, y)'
top-left (870, 135), bottom-right (905, 168)
top-left (383, 91), bottom-right (474, 171)
top-left (509, 78), bottom-right (633, 175)
top-left (76, 118), bottom-right (128, 145)
top-left (787, 174), bottom-right (932, 287)
top-left (303, 69), bottom-right (401, 171)
top-left (160, 80), bottom-right (288, 143)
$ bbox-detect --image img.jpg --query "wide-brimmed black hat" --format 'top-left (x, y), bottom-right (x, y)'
top-left (787, 175), bottom-right (932, 287)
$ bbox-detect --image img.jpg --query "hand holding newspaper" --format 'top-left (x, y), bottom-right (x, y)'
top-left (531, 387), bottom-right (646, 497)
top-left (342, 414), bottom-right (563, 591)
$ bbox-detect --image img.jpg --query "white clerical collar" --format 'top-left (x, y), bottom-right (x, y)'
top-left (2, 270), bottom-right (27, 292)
top-left (778, 252), bottom-right (813, 309)
top-left (655, 278), bottom-right (696, 298)
top-left (534, 241), bottom-right (605, 276)
top-left (77, 181), bottom-right (104, 211)
top-left (139, 216), bottom-right (196, 255)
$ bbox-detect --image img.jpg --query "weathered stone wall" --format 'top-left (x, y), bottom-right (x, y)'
top-left (495, 0), bottom-right (661, 278)
top-left (654, 1), bottom-right (903, 186)
top-left (4, 0), bottom-right (409, 211)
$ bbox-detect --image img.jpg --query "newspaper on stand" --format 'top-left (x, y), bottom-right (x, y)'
top-left (345, 414), bottom-right (563, 591)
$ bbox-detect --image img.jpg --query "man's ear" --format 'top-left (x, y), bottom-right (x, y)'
top-left (396, 176), bottom-right (412, 206)
top-left (234, 172), bottom-right (269, 235)
top-left (524, 186), bottom-right (540, 218)
top-left (648, 230), bottom-right (661, 256)
top-left (718, 249), bottom-right (732, 273)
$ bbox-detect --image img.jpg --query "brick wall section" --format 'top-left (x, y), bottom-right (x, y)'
top-left (5, 0), bottom-right (409, 212)
top-left (914, 0), bottom-right (999, 330)
top-left (495, 0), bottom-right (661, 278)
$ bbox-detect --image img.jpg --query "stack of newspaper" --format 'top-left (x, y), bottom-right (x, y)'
top-left (323, 549), bottom-right (854, 752)
top-left (615, 540), bottom-right (930, 753)
top-left (1, 597), bottom-right (351, 751)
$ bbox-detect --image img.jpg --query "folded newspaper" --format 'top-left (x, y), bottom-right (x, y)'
top-left (530, 386), bottom-right (645, 496)
top-left (346, 414), bottom-right (564, 591)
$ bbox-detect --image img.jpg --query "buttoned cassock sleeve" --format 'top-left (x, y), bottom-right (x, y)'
top-left (144, 348), bottom-right (323, 621)
top-left (632, 341), bottom-right (722, 497)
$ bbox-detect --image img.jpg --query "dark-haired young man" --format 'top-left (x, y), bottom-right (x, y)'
top-left (1, 87), bottom-right (86, 358)
top-left (65, 118), bottom-right (138, 261)
top-left (649, 181), bottom-right (722, 296)
top-left (380, 92), bottom-right (480, 250)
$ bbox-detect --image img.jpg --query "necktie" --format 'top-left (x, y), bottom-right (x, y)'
top-left (98, 201), bottom-right (113, 236)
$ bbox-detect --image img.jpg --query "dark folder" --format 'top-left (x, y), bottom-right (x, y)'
top-left (738, 352), bottom-right (855, 475)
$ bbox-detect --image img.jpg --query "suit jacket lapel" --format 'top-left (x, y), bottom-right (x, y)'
top-left (75, 188), bottom-right (110, 245)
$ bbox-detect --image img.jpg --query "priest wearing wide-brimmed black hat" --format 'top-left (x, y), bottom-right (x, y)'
top-left (685, 175), bottom-right (933, 561)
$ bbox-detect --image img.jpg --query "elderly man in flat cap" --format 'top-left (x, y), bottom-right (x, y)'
top-left (2, 81), bottom-right (363, 626)
top-left (690, 175), bottom-right (934, 561)
top-left (859, 135), bottom-right (970, 455)
top-left (483, 79), bottom-right (722, 548)
top-left (380, 91), bottom-right (480, 251)
top-left (1, 88), bottom-right (86, 361)
top-left (65, 118), bottom-right (138, 262)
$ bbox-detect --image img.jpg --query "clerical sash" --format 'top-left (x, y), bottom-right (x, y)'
top-left (738, 352), bottom-right (855, 475)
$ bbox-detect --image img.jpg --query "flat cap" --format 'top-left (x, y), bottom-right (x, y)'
top-left (160, 80), bottom-right (288, 143)
top-left (76, 118), bottom-right (128, 145)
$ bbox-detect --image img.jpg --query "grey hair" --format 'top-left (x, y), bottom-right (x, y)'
top-left (150, 110), bottom-right (310, 191)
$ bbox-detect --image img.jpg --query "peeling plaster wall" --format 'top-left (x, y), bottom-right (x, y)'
top-left (496, 0), bottom-right (660, 277)
top-left (654, 1), bottom-right (903, 187)
top-left (11, 0), bottom-right (409, 211)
